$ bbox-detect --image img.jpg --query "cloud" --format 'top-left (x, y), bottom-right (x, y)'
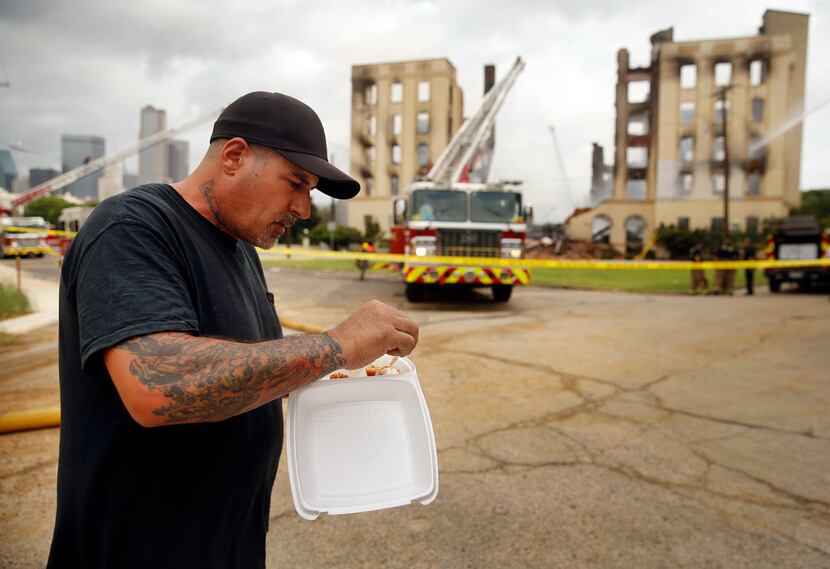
top-left (0, 0), bottom-right (827, 222)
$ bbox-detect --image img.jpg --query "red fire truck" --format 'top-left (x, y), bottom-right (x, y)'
top-left (390, 181), bottom-right (530, 302)
top-left (389, 57), bottom-right (529, 302)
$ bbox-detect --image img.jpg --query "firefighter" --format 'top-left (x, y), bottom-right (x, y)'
top-left (688, 242), bottom-right (709, 294)
top-left (715, 238), bottom-right (739, 295)
top-left (742, 238), bottom-right (757, 295)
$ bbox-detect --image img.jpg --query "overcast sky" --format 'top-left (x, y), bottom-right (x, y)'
top-left (1, 0), bottom-right (827, 222)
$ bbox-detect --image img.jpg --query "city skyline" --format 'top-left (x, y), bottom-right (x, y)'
top-left (0, 0), bottom-right (827, 223)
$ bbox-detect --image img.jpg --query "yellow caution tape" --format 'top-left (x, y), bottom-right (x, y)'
top-left (259, 246), bottom-right (830, 271)
top-left (0, 225), bottom-right (78, 238)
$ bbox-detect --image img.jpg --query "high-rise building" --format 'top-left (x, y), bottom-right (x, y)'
top-left (98, 163), bottom-right (125, 202)
top-left (61, 134), bottom-right (106, 201)
top-left (167, 139), bottom-right (189, 182)
top-left (123, 172), bottom-right (138, 190)
top-left (29, 168), bottom-right (61, 188)
top-left (347, 57), bottom-right (464, 234)
top-left (138, 105), bottom-right (168, 185)
top-left (11, 175), bottom-right (29, 195)
top-left (0, 149), bottom-right (18, 190)
top-left (567, 9), bottom-right (809, 252)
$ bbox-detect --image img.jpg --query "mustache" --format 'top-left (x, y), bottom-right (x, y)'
top-left (275, 213), bottom-right (299, 227)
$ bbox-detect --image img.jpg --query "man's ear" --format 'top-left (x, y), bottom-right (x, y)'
top-left (219, 137), bottom-right (250, 176)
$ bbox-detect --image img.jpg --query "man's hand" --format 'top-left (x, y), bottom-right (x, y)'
top-left (327, 300), bottom-right (418, 370)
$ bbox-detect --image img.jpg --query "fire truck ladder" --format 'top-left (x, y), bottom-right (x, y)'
top-left (12, 107), bottom-right (223, 209)
top-left (427, 57), bottom-right (525, 185)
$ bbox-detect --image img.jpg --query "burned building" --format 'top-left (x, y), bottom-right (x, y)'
top-left (568, 9), bottom-right (809, 252)
top-left (346, 58), bottom-right (464, 234)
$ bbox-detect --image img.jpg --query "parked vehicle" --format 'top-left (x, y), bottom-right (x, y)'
top-left (764, 215), bottom-right (830, 291)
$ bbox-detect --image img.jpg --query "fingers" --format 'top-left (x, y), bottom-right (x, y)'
top-left (391, 315), bottom-right (419, 346)
top-left (386, 328), bottom-right (417, 357)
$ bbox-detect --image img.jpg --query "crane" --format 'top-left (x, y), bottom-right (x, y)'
top-left (428, 57), bottom-right (525, 185)
top-left (548, 125), bottom-right (576, 210)
top-left (7, 107), bottom-right (223, 212)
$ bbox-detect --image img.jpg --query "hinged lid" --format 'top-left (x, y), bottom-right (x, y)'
top-left (286, 356), bottom-right (438, 520)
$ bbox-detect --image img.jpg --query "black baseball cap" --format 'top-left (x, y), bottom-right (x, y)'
top-left (210, 91), bottom-right (360, 199)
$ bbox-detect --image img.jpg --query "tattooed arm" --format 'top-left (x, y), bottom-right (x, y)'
top-left (103, 332), bottom-right (345, 427)
top-left (103, 300), bottom-right (419, 428)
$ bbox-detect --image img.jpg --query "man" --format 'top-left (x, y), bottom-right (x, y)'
top-left (715, 238), bottom-right (739, 295)
top-left (46, 92), bottom-right (418, 568)
top-left (742, 238), bottom-right (757, 295)
top-left (688, 241), bottom-right (709, 294)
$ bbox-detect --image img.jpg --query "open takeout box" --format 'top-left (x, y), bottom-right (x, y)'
top-left (286, 355), bottom-right (439, 520)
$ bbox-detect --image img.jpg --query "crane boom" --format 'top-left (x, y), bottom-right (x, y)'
top-left (12, 107), bottom-right (223, 208)
top-left (428, 57), bottom-right (525, 185)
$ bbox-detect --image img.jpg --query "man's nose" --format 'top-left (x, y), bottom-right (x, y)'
top-left (291, 193), bottom-right (311, 220)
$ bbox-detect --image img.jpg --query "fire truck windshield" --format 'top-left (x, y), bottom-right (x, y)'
top-left (411, 190), bottom-right (466, 222)
top-left (471, 192), bottom-right (522, 223)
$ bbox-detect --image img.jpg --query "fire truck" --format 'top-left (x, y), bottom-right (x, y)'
top-left (390, 57), bottom-right (530, 303)
top-left (0, 216), bottom-right (51, 258)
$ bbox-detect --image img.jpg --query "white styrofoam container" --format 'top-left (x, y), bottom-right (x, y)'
top-left (286, 355), bottom-right (438, 521)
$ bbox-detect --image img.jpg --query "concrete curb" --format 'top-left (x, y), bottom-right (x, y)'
top-left (0, 262), bottom-right (60, 335)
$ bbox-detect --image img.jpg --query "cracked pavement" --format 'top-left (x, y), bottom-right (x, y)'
top-left (1, 260), bottom-right (828, 567)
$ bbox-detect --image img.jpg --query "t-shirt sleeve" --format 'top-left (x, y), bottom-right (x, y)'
top-left (76, 220), bottom-right (199, 372)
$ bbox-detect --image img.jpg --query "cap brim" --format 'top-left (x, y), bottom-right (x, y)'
top-left (276, 149), bottom-right (360, 200)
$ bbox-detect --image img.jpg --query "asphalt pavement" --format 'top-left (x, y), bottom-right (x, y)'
top-left (0, 261), bottom-right (828, 568)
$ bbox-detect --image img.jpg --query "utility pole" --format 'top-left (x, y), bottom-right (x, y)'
top-left (717, 85), bottom-right (735, 239)
top-left (329, 152), bottom-right (336, 251)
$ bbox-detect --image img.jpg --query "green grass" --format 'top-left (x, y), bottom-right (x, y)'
top-left (0, 281), bottom-right (31, 320)
top-left (259, 256), bottom-right (762, 294)
top-left (530, 268), bottom-right (753, 293)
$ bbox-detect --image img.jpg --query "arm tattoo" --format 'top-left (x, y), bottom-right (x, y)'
top-left (117, 332), bottom-right (346, 423)
top-left (198, 179), bottom-right (229, 232)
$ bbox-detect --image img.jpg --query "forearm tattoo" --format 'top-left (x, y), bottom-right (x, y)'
top-left (116, 332), bottom-right (346, 423)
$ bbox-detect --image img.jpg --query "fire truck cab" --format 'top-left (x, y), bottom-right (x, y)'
top-left (391, 181), bottom-right (530, 302)
top-left (0, 216), bottom-right (52, 258)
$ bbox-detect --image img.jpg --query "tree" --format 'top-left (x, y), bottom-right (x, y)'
top-left (308, 222), bottom-right (362, 249)
top-left (791, 189), bottom-right (830, 228)
top-left (23, 195), bottom-right (75, 225)
top-left (290, 201), bottom-right (322, 242)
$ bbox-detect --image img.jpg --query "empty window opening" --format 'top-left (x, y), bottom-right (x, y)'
top-left (418, 81), bottom-right (430, 102)
top-left (714, 62), bottom-right (732, 87)
top-left (679, 137), bottom-right (694, 162)
top-left (627, 147), bottom-right (648, 168)
top-left (752, 98), bottom-right (764, 123)
top-left (750, 60), bottom-right (765, 86)
top-left (680, 64), bottom-right (697, 89)
top-left (678, 173), bottom-right (693, 196)
top-left (391, 82), bottom-right (403, 103)
top-left (417, 112), bottom-right (429, 134)
top-left (747, 173), bottom-right (761, 196)
top-left (712, 173), bottom-right (725, 195)
top-left (626, 179), bottom-right (647, 200)
top-left (417, 143), bottom-right (429, 167)
top-left (627, 114), bottom-right (649, 136)
top-left (713, 136), bottom-right (725, 162)
top-left (628, 81), bottom-right (650, 104)
top-left (680, 102), bottom-right (695, 125)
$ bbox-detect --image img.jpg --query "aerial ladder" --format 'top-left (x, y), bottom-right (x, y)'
top-left (427, 56), bottom-right (525, 185)
top-left (5, 107), bottom-right (223, 213)
top-left (390, 57), bottom-right (529, 303)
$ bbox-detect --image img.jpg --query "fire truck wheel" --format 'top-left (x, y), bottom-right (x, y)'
top-left (492, 285), bottom-right (513, 302)
top-left (769, 280), bottom-right (781, 293)
top-left (405, 283), bottom-right (425, 303)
